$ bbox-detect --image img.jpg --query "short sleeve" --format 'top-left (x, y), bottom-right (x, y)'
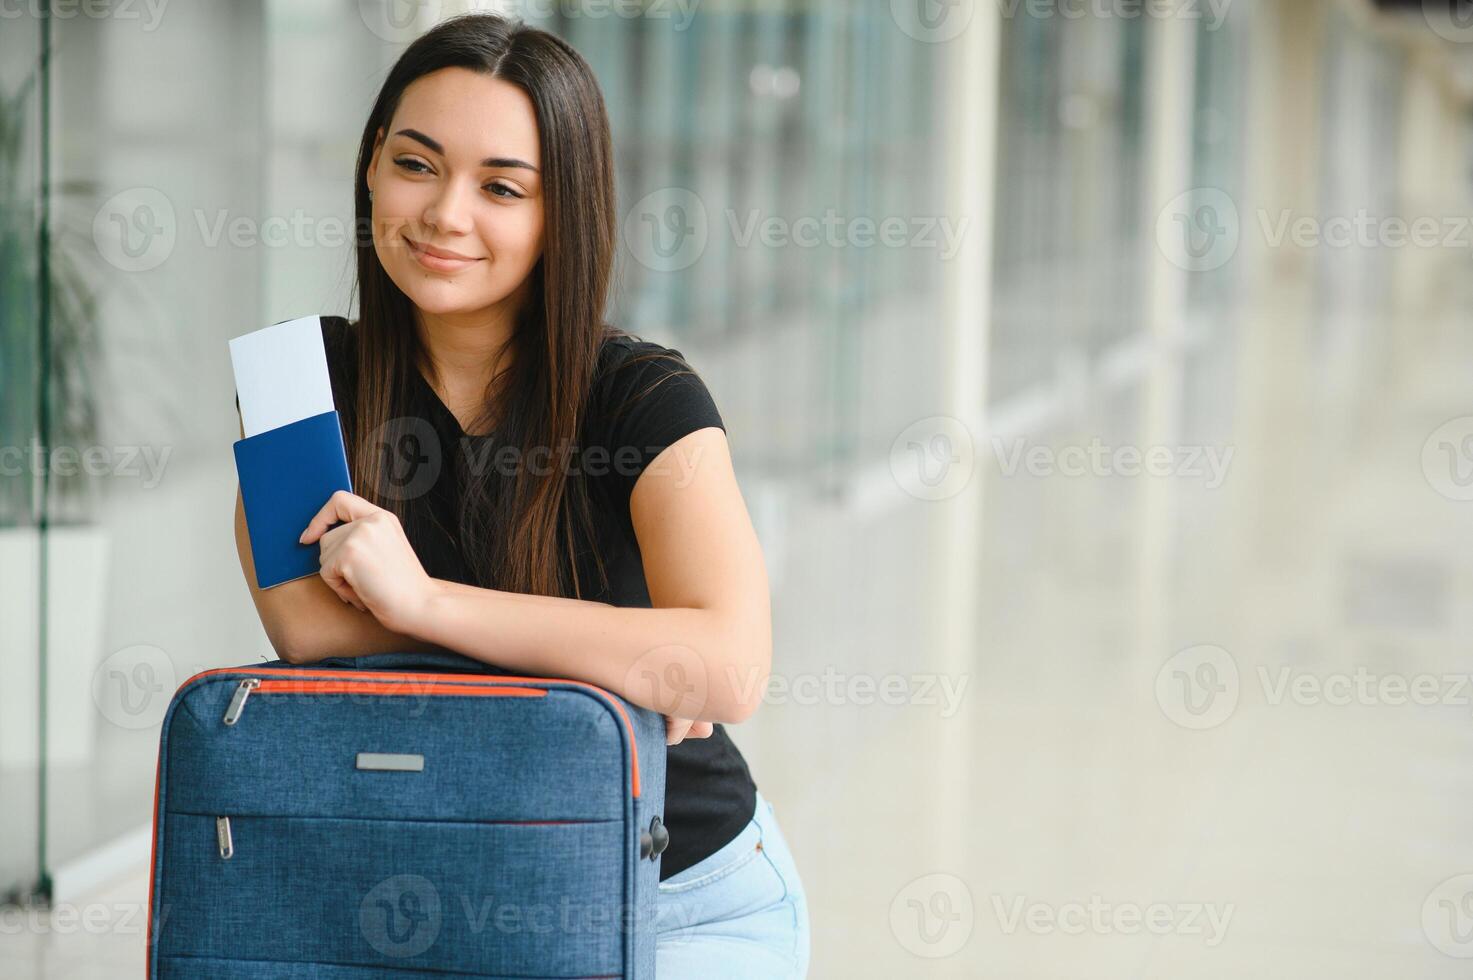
top-left (596, 341), bottom-right (725, 496)
top-left (318, 315), bottom-right (355, 411)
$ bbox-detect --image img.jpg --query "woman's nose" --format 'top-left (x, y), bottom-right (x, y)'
top-left (422, 180), bottom-right (476, 236)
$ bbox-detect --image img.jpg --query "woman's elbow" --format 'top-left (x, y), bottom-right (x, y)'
top-left (265, 621), bottom-right (302, 664)
top-left (721, 635), bottom-right (771, 725)
top-left (262, 615), bottom-right (317, 665)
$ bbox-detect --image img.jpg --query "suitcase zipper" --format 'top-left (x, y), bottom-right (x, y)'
top-left (194, 666), bottom-right (643, 797)
top-left (222, 677), bottom-right (260, 725)
top-left (216, 816), bottom-right (233, 859)
top-left (252, 679), bottom-right (547, 697)
top-left (221, 677), bottom-right (545, 725)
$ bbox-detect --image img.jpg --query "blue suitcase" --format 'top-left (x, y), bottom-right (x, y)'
top-left (146, 650), bottom-right (668, 979)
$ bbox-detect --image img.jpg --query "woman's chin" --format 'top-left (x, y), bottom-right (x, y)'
top-left (404, 291), bottom-right (473, 314)
top-left (393, 277), bottom-right (485, 314)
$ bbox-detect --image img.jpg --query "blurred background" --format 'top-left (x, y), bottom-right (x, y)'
top-left (3, 0), bottom-right (1473, 976)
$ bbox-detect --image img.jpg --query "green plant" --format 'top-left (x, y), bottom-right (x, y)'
top-left (0, 62), bottom-right (101, 528)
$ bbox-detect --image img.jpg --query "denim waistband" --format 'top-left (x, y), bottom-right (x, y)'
top-left (659, 790), bottom-right (767, 889)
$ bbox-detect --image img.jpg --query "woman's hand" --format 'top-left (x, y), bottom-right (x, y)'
top-left (665, 715), bottom-right (714, 746)
top-left (299, 490), bottom-right (438, 636)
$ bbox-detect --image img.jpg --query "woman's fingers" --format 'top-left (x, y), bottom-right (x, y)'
top-left (665, 716), bottom-right (713, 745)
top-left (315, 538), bottom-right (367, 612)
top-left (338, 580), bottom-right (367, 613)
top-left (666, 715), bottom-right (693, 745)
top-left (300, 490), bottom-right (381, 545)
top-left (313, 516), bottom-right (369, 612)
top-left (317, 559), bottom-right (360, 611)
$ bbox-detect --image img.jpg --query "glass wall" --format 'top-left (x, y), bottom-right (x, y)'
top-left (1, 8), bottom-right (45, 902)
top-left (991, 12), bottom-right (1148, 407)
top-left (0, 0), bottom-right (953, 900)
top-left (35, 0), bottom-right (278, 893)
top-left (539, 1), bottom-right (950, 486)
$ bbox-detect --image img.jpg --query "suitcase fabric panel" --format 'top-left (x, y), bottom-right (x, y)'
top-left (165, 676), bottom-right (627, 822)
top-left (157, 812), bottom-right (627, 975)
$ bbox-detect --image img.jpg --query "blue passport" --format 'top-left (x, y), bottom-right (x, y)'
top-left (233, 409), bottom-right (354, 589)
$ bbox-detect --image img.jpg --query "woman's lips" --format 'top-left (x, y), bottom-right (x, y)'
top-left (405, 236), bottom-right (482, 273)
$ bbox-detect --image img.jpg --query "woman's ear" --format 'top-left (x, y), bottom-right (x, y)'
top-left (366, 126), bottom-right (384, 195)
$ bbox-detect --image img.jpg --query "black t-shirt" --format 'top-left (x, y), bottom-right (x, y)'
top-left (317, 315), bottom-right (758, 881)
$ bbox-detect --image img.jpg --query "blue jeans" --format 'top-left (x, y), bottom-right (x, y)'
top-left (655, 790), bottom-right (810, 977)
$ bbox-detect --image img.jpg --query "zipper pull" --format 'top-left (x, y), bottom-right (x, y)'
top-left (222, 678), bottom-right (261, 726)
top-left (216, 816), bottom-right (234, 859)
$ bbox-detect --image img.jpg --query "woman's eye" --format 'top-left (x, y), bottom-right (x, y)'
top-left (393, 158), bottom-right (520, 199)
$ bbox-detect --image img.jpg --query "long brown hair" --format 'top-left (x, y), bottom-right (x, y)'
top-left (345, 13), bottom-right (623, 599)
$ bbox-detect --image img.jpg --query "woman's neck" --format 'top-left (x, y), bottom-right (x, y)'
top-left (417, 312), bottom-right (512, 382)
top-left (413, 297), bottom-right (522, 434)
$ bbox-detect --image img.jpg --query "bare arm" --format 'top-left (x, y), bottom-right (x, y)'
top-left (233, 413), bottom-right (443, 662)
top-left (353, 427), bottom-right (773, 725)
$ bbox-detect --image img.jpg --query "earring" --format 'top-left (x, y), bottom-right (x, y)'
top-left (368, 190), bottom-right (374, 203)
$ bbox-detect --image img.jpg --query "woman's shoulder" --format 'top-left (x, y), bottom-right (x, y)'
top-left (319, 314), bottom-right (354, 349)
top-left (588, 328), bottom-right (723, 441)
top-left (594, 330), bottom-right (702, 389)
top-left (315, 314), bottom-right (357, 405)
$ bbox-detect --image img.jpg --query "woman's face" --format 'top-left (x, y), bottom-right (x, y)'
top-left (366, 67), bottom-right (544, 321)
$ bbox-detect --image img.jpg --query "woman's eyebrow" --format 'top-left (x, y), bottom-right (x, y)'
top-left (393, 127), bottom-right (539, 173)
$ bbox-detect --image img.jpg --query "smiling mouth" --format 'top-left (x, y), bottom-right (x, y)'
top-left (405, 236), bottom-right (483, 269)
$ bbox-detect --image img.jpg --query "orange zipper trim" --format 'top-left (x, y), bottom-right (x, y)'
top-left (181, 666), bottom-right (642, 797)
top-left (253, 679), bottom-right (546, 697)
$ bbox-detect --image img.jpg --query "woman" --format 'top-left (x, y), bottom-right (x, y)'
top-left (232, 12), bottom-right (809, 978)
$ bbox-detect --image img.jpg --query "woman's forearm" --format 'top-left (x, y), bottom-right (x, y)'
top-left (237, 488), bottom-right (441, 664)
top-left (398, 579), bottom-right (770, 725)
top-left (244, 564), bottom-right (445, 664)
top-left (271, 577), bottom-right (445, 664)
